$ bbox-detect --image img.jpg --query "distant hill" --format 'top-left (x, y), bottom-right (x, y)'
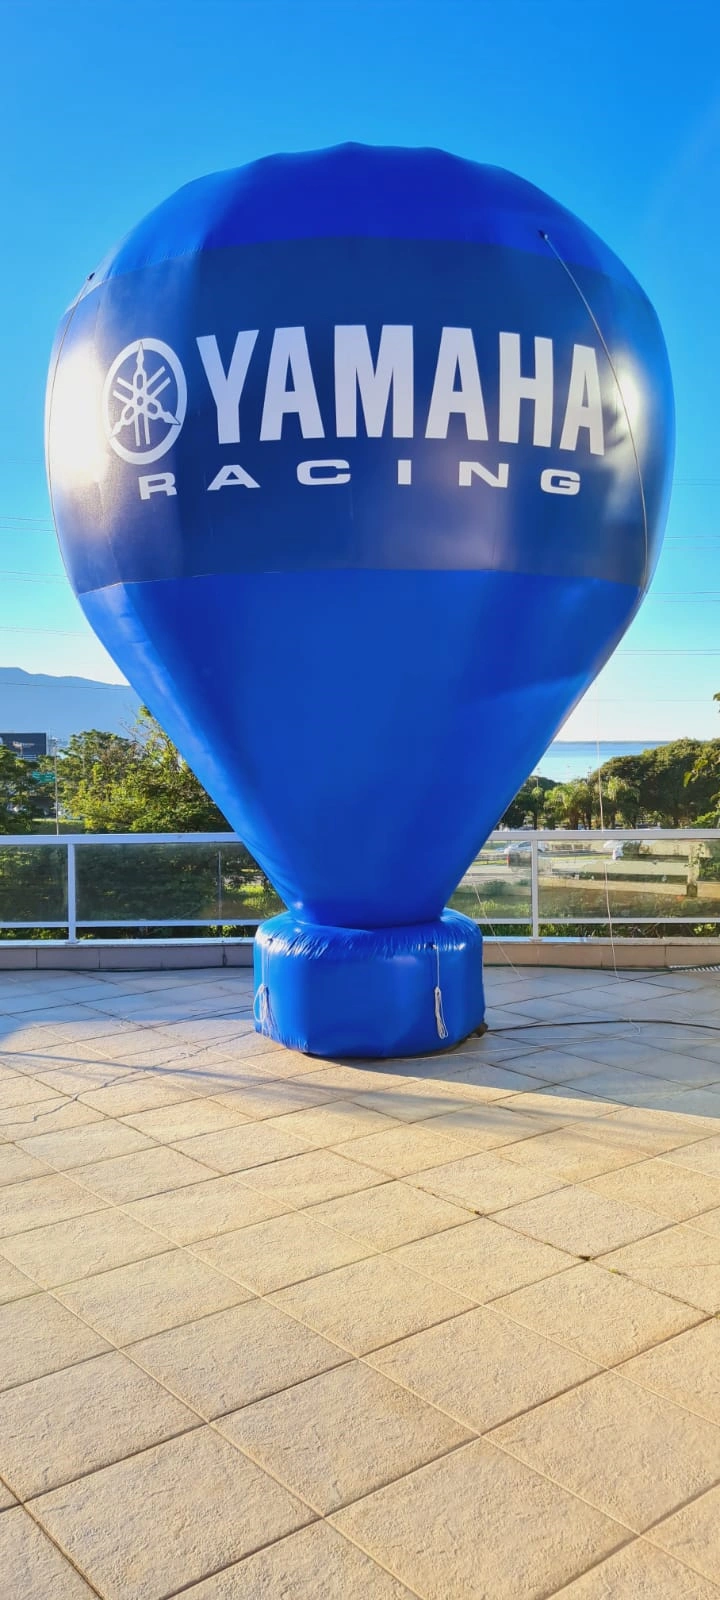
top-left (0, 668), bottom-right (141, 745)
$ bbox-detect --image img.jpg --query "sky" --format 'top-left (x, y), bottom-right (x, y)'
top-left (1, 0), bottom-right (719, 742)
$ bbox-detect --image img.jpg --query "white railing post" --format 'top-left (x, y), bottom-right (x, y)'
top-left (530, 837), bottom-right (540, 939)
top-left (67, 842), bottom-right (77, 944)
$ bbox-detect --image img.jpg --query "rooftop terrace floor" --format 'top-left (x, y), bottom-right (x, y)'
top-left (2, 960), bottom-right (720, 1598)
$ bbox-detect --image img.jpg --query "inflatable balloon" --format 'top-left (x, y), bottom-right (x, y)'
top-left (46, 145), bottom-right (673, 1058)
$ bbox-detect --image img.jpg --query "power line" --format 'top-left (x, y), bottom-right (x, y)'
top-left (0, 676), bottom-right (132, 691)
top-left (0, 626), bottom-right (88, 637)
top-left (0, 571), bottom-right (66, 583)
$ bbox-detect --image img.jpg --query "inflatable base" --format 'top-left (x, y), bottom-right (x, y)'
top-left (253, 910), bottom-right (485, 1059)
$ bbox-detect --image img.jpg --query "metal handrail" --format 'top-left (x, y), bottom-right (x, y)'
top-left (1, 828), bottom-right (719, 945)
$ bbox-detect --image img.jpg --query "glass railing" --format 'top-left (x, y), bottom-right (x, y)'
top-left (1, 829), bottom-right (719, 943)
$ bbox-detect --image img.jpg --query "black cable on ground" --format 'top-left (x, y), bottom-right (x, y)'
top-left (492, 1018), bottom-right (720, 1035)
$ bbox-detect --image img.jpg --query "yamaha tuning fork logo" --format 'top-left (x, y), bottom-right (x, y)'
top-left (102, 339), bottom-right (187, 463)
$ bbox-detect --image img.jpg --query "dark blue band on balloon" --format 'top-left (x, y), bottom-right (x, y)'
top-left (50, 235), bottom-right (672, 597)
top-left (80, 146), bottom-right (640, 298)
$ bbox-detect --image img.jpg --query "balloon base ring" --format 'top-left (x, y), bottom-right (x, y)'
top-left (253, 910), bottom-right (485, 1060)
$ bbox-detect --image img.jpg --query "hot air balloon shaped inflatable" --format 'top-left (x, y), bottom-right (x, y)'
top-left (46, 145), bottom-right (674, 1058)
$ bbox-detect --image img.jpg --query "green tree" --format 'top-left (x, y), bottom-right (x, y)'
top-left (543, 779), bottom-right (595, 830)
top-left (49, 711), bottom-right (280, 931)
top-left (498, 776), bottom-right (555, 828)
top-left (57, 711), bottom-right (230, 833)
top-left (0, 746), bottom-right (55, 833)
top-left (589, 741), bottom-right (718, 827)
top-left (600, 775), bottom-right (641, 828)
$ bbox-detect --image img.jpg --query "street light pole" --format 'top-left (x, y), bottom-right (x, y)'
top-left (49, 736), bottom-right (59, 835)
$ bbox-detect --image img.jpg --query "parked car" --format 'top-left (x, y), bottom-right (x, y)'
top-left (504, 841), bottom-right (547, 866)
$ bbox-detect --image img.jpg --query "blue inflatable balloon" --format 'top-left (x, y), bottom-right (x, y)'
top-left (46, 145), bottom-right (674, 1058)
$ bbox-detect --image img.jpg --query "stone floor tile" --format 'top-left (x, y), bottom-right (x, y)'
top-left (0, 1173), bottom-right (104, 1238)
top-left (548, 1067), bottom-right (687, 1108)
top-left (485, 1025), bottom-right (614, 1053)
top-left (306, 1178), bottom-right (472, 1249)
top-left (192, 1210), bottom-right (374, 1293)
top-left (17, 1118), bottom-right (154, 1171)
top-left (434, 1061), bottom-right (545, 1097)
top-left (449, 1033), bottom-right (546, 1062)
top-left (497, 1185), bottom-right (667, 1256)
top-left (650, 1483), bottom-right (720, 1586)
top-left (0, 1074), bottom-right (63, 1111)
top-left (631, 1052), bottom-right (720, 1089)
top-left (0, 1293), bottom-right (109, 1390)
top-left (554, 1036), bottom-right (686, 1072)
top-left (585, 1157), bottom-right (720, 1221)
top-left (57, 1246), bottom-right (251, 1344)
top-left (667, 1135), bottom-right (720, 1179)
top-left (330, 1122), bottom-right (496, 1175)
top-left (0, 1099), bottom-right (103, 1142)
top-left (551, 1539), bottom-right (720, 1598)
top-left (0, 1145), bottom-right (52, 1186)
top-left (347, 1081), bottom-right (510, 1124)
top-left (659, 1085), bottom-right (720, 1119)
top-left (130, 1299), bottom-right (347, 1417)
top-left (620, 1319), bottom-right (720, 1424)
top-left (235, 1148), bottom-right (381, 1208)
top-left (270, 1254), bottom-right (472, 1354)
top-left (70, 1144), bottom-right (213, 1202)
top-left (180, 1522), bottom-right (415, 1598)
top-left (601, 1224), bottom-right (720, 1312)
top-left (31, 1427), bottom-right (313, 1600)
top-left (594, 1107), bottom-right (716, 1156)
top-left (499, 1128), bottom-right (645, 1181)
top-left (369, 1303), bottom-right (597, 1430)
top-left (389, 1217), bottom-right (577, 1302)
top-left (0, 1349), bottom-right (199, 1497)
top-left (124, 1173), bottom-right (288, 1244)
top-left (414, 1209), bottom-right (578, 1301)
top-left (78, 1074), bottom-right (199, 1116)
top-left (495, 1261), bottom-right (701, 1365)
top-left (221, 1359), bottom-right (469, 1514)
top-left (490, 1370), bottom-right (720, 1531)
top-left (0, 1506), bottom-right (97, 1599)
top-left (497, 1087), bottom-right (621, 1124)
top-left (0, 1208), bottom-right (169, 1288)
top-left (518, 1049), bottom-right (637, 1085)
top-left (426, 1102), bottom-right (559, 1141)
top-left (688, 1204), bottom-right (720, 1238)
top-left (333, 1116), bottom-right (543, 1179)
top-left (33, 1062), bottom-right (139, 1097)
top-left (121, 1098), bottom-right (250, 1143)
top-left (414, 1146), bottom-right (568, 1211)
top-left (216, 1077), bottom-right (341, 1119)
top-left (269, 1099), bottom-right (402, 1147)
top-left (0, 1484), bottom-right (14, 1511)
top-left (0, 1257), bottom-right (37, 1305)
top-left (295, 1064), bottom-right (413, 1095)
top-left (332, 1438), bottom-right (627, 1600)
top-left (174, 1120), bottom-right (311, 1173)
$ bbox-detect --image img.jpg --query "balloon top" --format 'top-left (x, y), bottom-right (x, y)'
top-left (84, 143), bottom-right (638, 299)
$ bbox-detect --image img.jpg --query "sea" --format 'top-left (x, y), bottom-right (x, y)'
top-left (534, 740), bottom-right (668, 784)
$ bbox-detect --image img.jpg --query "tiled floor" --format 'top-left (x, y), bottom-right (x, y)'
top-left (2, 963), bottom-right (720, 1597)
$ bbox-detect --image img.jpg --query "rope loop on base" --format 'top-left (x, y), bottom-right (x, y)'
top-left (253, 937), bottom-right (276, 1035)
top-left (432, 942), bottom-right (449, 1041)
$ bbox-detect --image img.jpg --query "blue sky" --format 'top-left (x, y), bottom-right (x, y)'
top-left (2, 0), bottom-right (719, 741)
